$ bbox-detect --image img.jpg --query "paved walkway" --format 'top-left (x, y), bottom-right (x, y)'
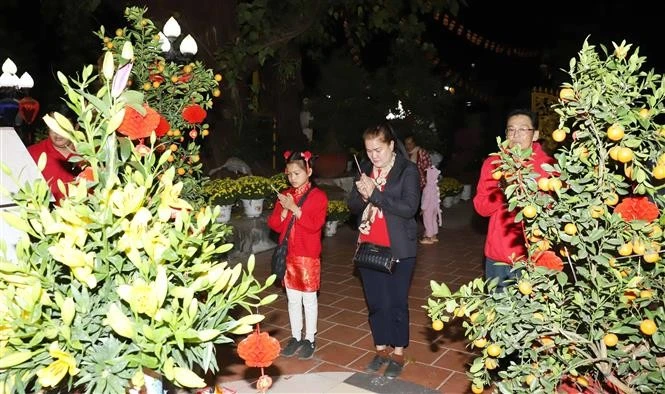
top-left (213, 200), bottom-right (491, 393)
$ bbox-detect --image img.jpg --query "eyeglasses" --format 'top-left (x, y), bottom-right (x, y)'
top-left (505, 127), bottom-right (534, 136)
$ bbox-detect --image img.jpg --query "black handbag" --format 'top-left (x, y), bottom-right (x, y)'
top-left (271, 188), bottom-right (314, 280)
top-left (353, 242), bottom-right (396, 274)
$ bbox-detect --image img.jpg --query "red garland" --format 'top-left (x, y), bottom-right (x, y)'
top-left (148, 74), bottom-right (165, 83)
top-left (117, 104), bottom-right (161, 140)
top-left (78, 167), bottom-right (95, 182)
top-left (532, 250), bottom-right (564, 271)
top-left (177, 74), bottom-right (192, 84)
top-left (236, 331), bottom-right (280, 368)
top-left (614, 197), bottom-right (659, 223)
top-left (182, 104), bottom-right (207, 124)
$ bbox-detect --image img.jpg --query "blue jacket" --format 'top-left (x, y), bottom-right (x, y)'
top-left (348, 153), bottom-right (420, 260)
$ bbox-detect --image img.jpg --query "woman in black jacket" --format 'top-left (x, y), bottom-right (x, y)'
top-left (348, 122), bottom-right (420, 378)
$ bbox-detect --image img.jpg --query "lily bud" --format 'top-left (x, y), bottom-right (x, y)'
top-left (102, 51), bottom-right (114, 80)
top-left (121, 41), bottom-right (134, 60)
top-left (61, 297), bottom-right (76, 326)
top-left (173, 367), bottom-right (206, 388)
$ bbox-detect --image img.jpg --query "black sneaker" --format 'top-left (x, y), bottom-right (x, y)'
top-left (383, 359), bottom-right (404, 379)
top-left (280, 337), bottom-right (302, 357)
top-left (297, 340), bottom-right (316, 360)
top-left (364, 354), bottom-right (389, 373)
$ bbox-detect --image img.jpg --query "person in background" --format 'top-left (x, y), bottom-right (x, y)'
top-left (419, 166), bottom-right (442, 244)
top-left (404, 135), bottom-right (432, 190)
top-left (267, 150), bottom-right (328, 360)
top-left (349, 122), bottom-right (420, 379)
top-left (473, 109), bottom-right (554, 290)
top-left (27, 112), bottom-right (77, 204)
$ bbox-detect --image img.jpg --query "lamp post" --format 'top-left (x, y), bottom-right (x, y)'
top-left (0, 58), bottom-right (39, 143)
top-left (159, 17), bottom-right (198, 64)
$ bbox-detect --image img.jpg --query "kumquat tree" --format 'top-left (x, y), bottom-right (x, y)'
top-left (95, 7), bottom-right (222, 209)
top-left (426, 39), bottom-right (665, 394)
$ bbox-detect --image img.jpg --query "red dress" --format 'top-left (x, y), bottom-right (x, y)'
top-left (27, 138), bottom-right (76, 203)
top-left (267, 183), bottom-right (328, 291)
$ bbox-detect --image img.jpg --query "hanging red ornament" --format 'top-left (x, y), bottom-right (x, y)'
top-left (117, 104), bottom-right (161, 140)
top-left (155, 115), bottom-right (170, 137)
top-left (237, 329), bottom-right (280, 368)
top-left (182, 104), bottom-right (207, 124)
top-left (18, 96), bottom-right (40, 125)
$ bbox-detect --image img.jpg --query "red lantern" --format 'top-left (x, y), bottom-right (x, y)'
top-left (237, 330), bottom-right (280, 368)
top-left (117, 104), bottom-right (160, 140)
top-left (18, 96), bottom-right (40, 125)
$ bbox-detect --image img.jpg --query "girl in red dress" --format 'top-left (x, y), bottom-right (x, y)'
top-left (267, 151), bottom-right (328, 360)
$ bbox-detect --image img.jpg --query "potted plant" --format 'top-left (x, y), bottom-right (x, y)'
top-left (425, 39), bottom-right (665, 394)
top-left (325, 200), bottom-right (350, 236)
top-left (269, 172), bottom-right (289, 193)
top-left (0, 13), bottom-right (276, 394)
top-left (438, 177), bottom-right (462, 208)
top-left (203, 178), bottom-right (240, 223)
top-left (236, 175), bottom-right (273, 217)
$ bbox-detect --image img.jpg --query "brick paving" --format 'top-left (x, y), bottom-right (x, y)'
top-left (214, 200), bottom-right (492, 393)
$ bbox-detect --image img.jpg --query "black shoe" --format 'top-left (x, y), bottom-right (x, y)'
top-left (297, 340), bottom-right (316, 360)
top-left (365, 354), bottom-right (390, 373)
top-left (281, 337), bottom-right (302, 357)
top-left (383, 359), bottom-right (404, 378)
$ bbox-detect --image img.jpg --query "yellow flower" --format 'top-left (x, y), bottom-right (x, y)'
top-left (158, 169), bottom-right (193, 221)
top-left (36, 342), bottom-right (79, 388)
top-left (110, 184), bottom-right (146, 217)
top-left (117, 266), bottom-right (167, 318)
top-left (48, 240), bottom-right (97, 288)
top-left (142, 225), bottom-right (170, 263)
top-left (326, 200), bottom-right (350, 222)
top-left (204, 178), bottom-right (240, 205)
top-left (236, 176), bottom-right (272, 200)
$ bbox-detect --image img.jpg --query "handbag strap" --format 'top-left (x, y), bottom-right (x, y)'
top-left (280, 186), bottom-right (314, 245)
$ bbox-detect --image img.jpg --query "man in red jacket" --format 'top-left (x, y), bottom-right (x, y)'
top-left (473, 109), bottom-right (554, 289)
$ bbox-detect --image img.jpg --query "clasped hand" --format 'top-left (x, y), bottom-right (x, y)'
top-left (278, 193), bottom-right (297, 211)
top-left (355, 174), bottom-right (376, 200)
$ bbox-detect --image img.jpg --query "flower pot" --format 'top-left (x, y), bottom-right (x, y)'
top-left (314, 153), bottom-right (348, 178)
top-left (453, 193), bottom-right (461, 204)
top-left (241, 198), bottom-right (264, 218)
top-left (324, 220), bottom-right (339, 237)
top-left (128, 369), bottom-right (163, 394)
top-left (442, 196), bottom-right (454, 208)
top-left (461, 184), bottom-right (472, 200)
top-left (216, 204), bottom-right (233, 223)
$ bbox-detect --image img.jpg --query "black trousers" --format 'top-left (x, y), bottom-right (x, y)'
top-left (359, 257), bottom-right (415, 348)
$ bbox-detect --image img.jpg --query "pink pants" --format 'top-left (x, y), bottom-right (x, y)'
top-left (422, 208), bottom-right (439, 238)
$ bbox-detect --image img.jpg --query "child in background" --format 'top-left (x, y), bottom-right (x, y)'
top-left (267, 150), bottom-right (328, 360)
top-left (420, 166), bottom-right (442, 244)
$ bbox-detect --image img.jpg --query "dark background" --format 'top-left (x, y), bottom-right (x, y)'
top-left (1, 0), bottom-right (662, 174)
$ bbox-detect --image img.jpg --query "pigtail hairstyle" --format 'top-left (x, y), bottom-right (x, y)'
top-left (283, 150), bottom-right (314, 172)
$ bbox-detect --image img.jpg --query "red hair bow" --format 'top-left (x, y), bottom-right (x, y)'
top-left (302, 151), bottom-right (312, 161)
top-left (283, 150), bottom-right (292, 160)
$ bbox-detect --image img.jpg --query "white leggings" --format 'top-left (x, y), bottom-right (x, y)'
top-left (286, 288), bottom-right (318, 342)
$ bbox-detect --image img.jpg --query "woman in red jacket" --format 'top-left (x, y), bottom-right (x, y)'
top-left (267, 151), bottom-right (328, 360)
top-left (473, 109), bottom-right (554, 290)
top-left (27, 112), bottom-right (77, 204)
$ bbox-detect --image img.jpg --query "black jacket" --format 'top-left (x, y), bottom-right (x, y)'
top-left (348, 153), bottom-right (421, 260)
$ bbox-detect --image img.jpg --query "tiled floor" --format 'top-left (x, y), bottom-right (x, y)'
top-left (213, 200), bottom-right (492, 393)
